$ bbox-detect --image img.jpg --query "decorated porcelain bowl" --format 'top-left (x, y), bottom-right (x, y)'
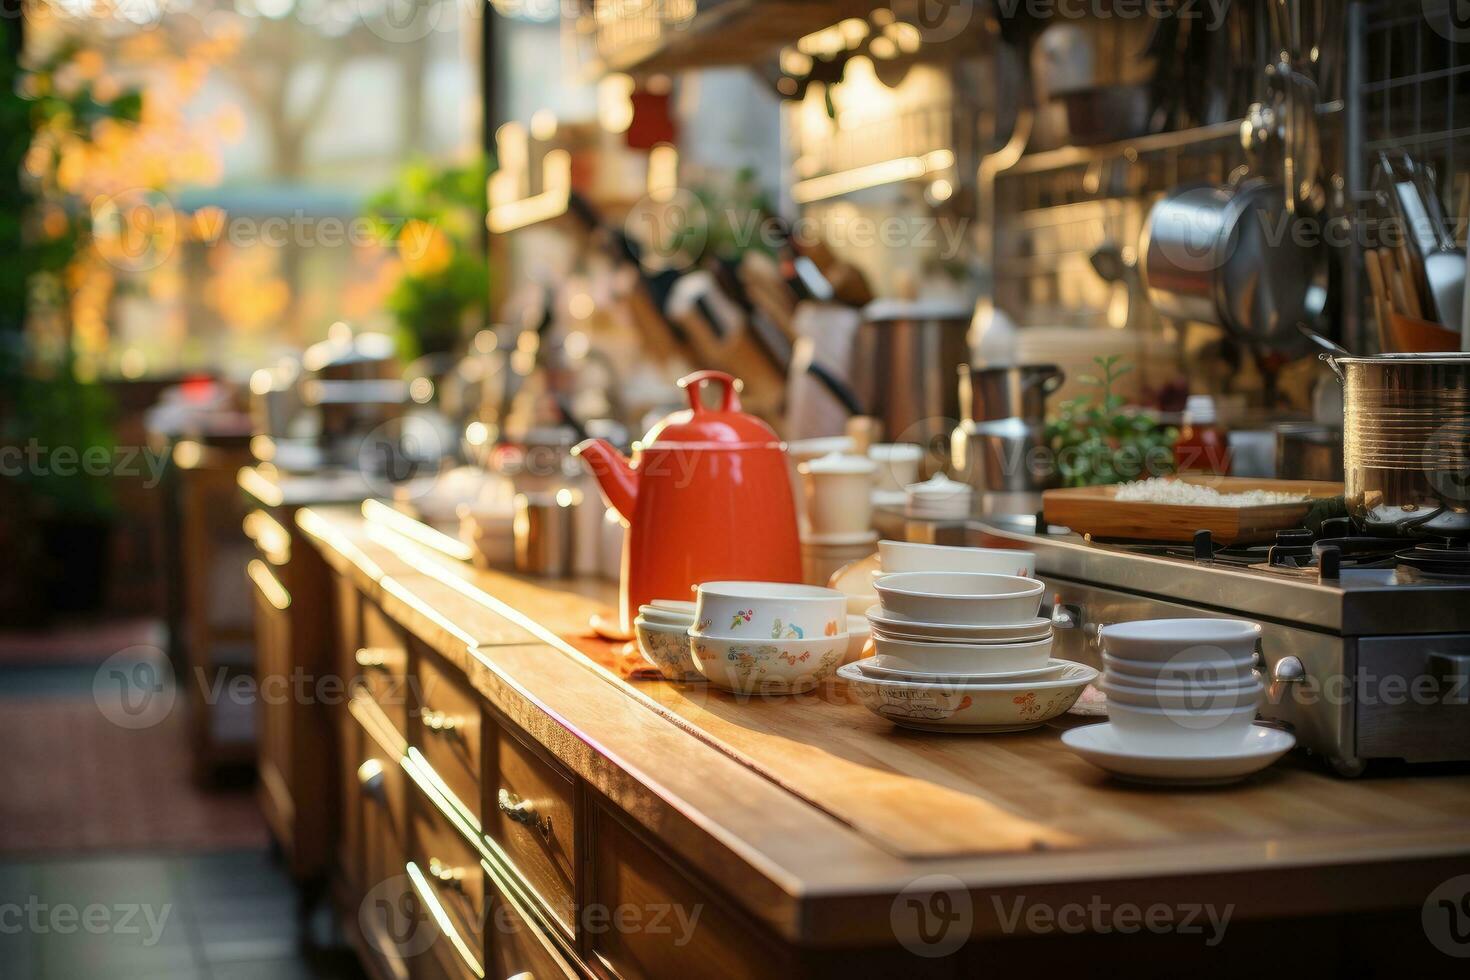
top-left (693, 582), bottom-right (847, 641)
top-left (687, 629), bottom-right (847, 694)
top-left (840, 660), bottom-right (1096, 733)
top-left (633, 617), bottom-right (702, 682)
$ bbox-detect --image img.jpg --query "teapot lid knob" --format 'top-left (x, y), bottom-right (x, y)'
top-left (678, 370), bottom-right (742, 414)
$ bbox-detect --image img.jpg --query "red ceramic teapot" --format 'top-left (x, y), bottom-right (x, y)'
top-left (574, 370), bottom-right (803, 633)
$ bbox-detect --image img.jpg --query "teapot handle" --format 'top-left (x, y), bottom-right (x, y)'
top-left (678, 370), bottom-right (742, 413)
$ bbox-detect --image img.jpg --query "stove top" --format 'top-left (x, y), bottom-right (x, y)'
top-left (942, 515), bottom-right (1470, 637)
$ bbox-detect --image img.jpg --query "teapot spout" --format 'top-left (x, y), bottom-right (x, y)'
top-left (572, 438), bottom-right (637, 522)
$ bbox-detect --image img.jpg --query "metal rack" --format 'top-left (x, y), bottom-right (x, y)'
top-left (1346, 0), bottom-right (1470, 351)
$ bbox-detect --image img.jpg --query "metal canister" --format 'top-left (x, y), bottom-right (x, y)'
top-left (513, 489), bottom-right (581, 577)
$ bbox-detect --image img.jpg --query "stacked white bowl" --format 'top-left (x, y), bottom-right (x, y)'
top-left (633, 600), bottom-right (701, 681)
top-left (1097, 619), bottom-right (1264, 744)
top-left (687, 582), bottom-right (850, 694)
top-left (840, 541), bottom-right (1096, 733)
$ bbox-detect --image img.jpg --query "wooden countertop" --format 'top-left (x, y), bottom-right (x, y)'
top-left (298, 503), bottom-right (1470, 946)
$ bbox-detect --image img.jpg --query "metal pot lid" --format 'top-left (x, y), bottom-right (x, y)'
top-left (1331, 353), bottom-right (1470, 365)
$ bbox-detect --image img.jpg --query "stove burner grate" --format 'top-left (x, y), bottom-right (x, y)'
top-left (1395, 542), bottom-right (1470, 578)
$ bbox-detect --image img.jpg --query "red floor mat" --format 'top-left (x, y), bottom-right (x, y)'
top-left (0, 697), bottom-right (267, 855)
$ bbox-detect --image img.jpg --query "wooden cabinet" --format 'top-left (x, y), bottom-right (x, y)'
top-left (414, 643), bottom-right (483, 822)
top-left (293, 505), bottom-right (1470, 980)
top-left (485, 716), bottom-right (578, 936)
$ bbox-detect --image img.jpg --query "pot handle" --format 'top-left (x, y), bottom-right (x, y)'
top-left (678, 369), bottom-right (742, 413)
top-left (1296, 323), bottom-right (1347, 380)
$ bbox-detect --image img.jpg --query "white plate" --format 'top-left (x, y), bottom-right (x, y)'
top-left (839, 660), bottom-right (1096, 733)
top-left (854, 656), bottom-right (1070, 684)
top-left (866, 606), bottom-right (1051, 643)
top-left (1060, 722), bottom-right (1296, 786)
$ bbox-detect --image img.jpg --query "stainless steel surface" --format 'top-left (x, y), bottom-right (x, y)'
top-left (1330, 353), bottom-right (1470, 538)
top-left (1140, 174), bottom-right (1328, 343)
top-left (915, 514), bottom-right (1470, 773)
top-left (1275, 422), bottom-right (1344, 481)
top-left (848, 299), bottom-right (971, 459)
top-left (958, 364), bottom-right (1064, 423)
top-left (950, 418), bottom-right (1059, 493)
top-left (513, 490), bottom-right (578, 577)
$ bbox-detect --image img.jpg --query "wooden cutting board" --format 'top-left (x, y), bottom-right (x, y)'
top-left (1042, 476), bottom-right (1344, 545)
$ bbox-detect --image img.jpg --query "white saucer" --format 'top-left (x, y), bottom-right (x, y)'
top-left (1060, 722), bottom-right (1295, 786)
top-left (866, 606), bottom-right (1051, 643)
top-left (854, 656), bottom-right (1069, 684)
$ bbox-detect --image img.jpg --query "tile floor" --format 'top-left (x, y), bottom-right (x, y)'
top-left (0, 625), bottom-right (365, 980)
top-left (0, 850), bottom-right (365, 979)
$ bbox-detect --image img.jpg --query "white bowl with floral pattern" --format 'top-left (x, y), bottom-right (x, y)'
top-left (633, 617), bottom-right (702, 681)
top-left (693, 582), bottom-right (847, 641)
top-left (839, 660), bottom-right (1097, 733)
top-left (688, 629), bottom-right (848, 694)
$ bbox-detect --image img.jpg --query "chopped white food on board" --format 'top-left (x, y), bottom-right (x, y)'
top-left (1112, 478), bottom-right (1309, 508)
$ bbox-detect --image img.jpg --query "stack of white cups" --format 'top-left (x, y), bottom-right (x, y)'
top-left (1098, 619), bottom-right (1264, 744)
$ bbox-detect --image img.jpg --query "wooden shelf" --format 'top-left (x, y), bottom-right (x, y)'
top-left (580, 0), bottom-right (873, 77)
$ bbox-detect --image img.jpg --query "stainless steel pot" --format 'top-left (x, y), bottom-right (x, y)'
top-left (959, 364), bottom-right (1064, 423)
top-left (950, 417), bottom-right (1059, 494)
top-left (849, 299), bottom-right (971, 456)
top-left (1140, 173), bottom-right (1328, 345)
top-left (1321, 352), bottom-right (1470, 538)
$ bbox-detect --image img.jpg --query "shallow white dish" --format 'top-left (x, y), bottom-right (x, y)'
top-left (646, 599), bottom-right (696, 616)
top-left (840, 660), bottom-right (1096, 733)
top-left (872, 632), bottom-right (1053, 675)
top-left (865, 607), bottom-right (1052, 644)
top-left (638, 605), bottom-right (696, 629)
top-left (694, 581), bottom-right (846, 640)
top-left (688, 629), bottom-right (847, 694)
top-left (1061, 722), bottom-right (1296, 786)
top-left (633, 617), bottom-right (702, 681)
top-left (878, 540), bottom-right (1036, 578)
top-left (873, 572), bottom-right (1044, 626)
top-left (1103, 652), bottom-right (1256, 686)
top-left (1100, 618), bottom-right (1262, 664)
top-left (855, 656), bottom-right (1070, 684)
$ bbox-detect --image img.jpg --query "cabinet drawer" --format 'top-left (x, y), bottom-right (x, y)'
top-left (414, 643), bottom-right (482, 822)
top-left (588, 803), bottom-right (791, 980)
top-left (486, 719), bottom-right (577, 935)
top-left (334, 576), bottom-right (362, 682)
top-left (485, 861), bottom-right (578, 980)
top-left (349, 704), bottom-right (411, 979)
top-left (409, 796), bottom-right (485, 979)
top-left (360, 599), bottom-right (411, 739)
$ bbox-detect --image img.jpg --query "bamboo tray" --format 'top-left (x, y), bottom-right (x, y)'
top-left (1042, 476), bottom-right (1344, 545)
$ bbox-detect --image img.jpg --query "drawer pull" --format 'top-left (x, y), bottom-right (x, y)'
top-left (428, 857), bottom-right (466, 892)
top-left (355, 647), bottom-right (396, 671)
top-left (421, 708), bottom-right (463, 736)
top-left (357, 759), bottom-right (386, 803)
top-left (497, 788), bottom-right (553, 842)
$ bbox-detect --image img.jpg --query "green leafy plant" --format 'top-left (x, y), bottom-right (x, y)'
top-left (365, 155), bottom-right (491, 358)
top-left (1045, 356), bottom-right (1177, 488)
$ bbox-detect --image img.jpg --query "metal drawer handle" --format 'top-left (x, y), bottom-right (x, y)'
top-left (1271, 656), bottom-right (1306, 684)
top-left (421, 709), bottom-right (462, 735)
top-left (497, 788), bottom-right (553, 842)
top-left (355, 647), bottom-right (397, 671)
top-left (428, 857), bottom-right (466, 892)
top-left (357, 759), bottom-right (386, 803)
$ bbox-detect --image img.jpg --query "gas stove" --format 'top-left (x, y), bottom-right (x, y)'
top-left (915, 514), bottom-right (1470, 776)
